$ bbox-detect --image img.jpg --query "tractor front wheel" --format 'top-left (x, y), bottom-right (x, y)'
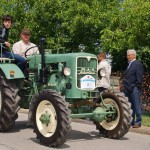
top-left (95, 91), bottom-right (132, 139)
top-left (32, 90), bottom-right (71, 147)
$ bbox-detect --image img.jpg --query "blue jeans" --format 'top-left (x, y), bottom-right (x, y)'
top-left (124, 87), bottom-right (142, 125)
top-left (2, 51), bottom-right (27, 74)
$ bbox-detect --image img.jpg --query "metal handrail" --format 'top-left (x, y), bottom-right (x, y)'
top-left (0, 43), bottom-right (3, 59)
top-left (0, 43), bottom-right (14, 60)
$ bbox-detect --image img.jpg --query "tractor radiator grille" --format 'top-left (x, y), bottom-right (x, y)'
top-left (77, 57), bottom-right (97, 88)
top-left (77, 57), bottom-right (97, 67)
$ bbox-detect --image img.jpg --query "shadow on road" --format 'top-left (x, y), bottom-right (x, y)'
top-left (68, 129), bottom-right (103, 141)
top-left (54, 129), bottom-right (129, 149)
top-left (2, 119), bottom-right (129, 149)
top-left (2, 120), bottom-right (29, 133)
top-left (68, 129), bottom-right (129, 141)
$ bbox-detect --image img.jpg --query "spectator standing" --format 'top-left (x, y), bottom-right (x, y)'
top-left (12, 28), bottom-right (38, 57)
top-left (122, 49), bottom-right (144, 128)
top-left (96, 52), bottom-right (111, 92)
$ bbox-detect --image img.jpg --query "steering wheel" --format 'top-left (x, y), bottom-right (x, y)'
top-left (24, 46), bottom-right (38, 58)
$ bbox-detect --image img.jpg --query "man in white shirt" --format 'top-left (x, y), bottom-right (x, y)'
top-left (12, 28), bottom-right (39, 57)
top-left (13, 29), bottom-right (39, 128)
top-left (96, 52), bottom-right (111, 91)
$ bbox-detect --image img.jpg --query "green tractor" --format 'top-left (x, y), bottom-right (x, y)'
top-left (0, 38), bottom-right (132, 147)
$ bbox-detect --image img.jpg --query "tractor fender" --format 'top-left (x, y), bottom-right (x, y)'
top-left (0, 63), bottom-right (24, 79)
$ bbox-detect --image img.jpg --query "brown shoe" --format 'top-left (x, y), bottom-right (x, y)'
top-left (132, 124), bottom-right (141, 128)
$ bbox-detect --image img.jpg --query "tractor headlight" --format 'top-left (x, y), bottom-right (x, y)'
top-left (63, 67), bottom-right (71, 76)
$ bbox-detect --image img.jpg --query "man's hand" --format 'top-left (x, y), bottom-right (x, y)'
top-left (4, 41), bottom-right (11, 48)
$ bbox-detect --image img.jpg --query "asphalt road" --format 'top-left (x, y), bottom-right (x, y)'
top-left (0, 112), bottom-right (149, 150)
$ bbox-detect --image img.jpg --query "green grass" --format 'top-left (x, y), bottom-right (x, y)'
top-left (142, 112), bottom-right (150, 127)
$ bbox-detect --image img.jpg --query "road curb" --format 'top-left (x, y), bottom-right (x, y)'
top-left (129, 126), bottom-right (150, 135)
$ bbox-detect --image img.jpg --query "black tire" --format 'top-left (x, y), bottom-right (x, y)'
top-left (0, 76), bottom-right (20, 131)
top-left (32, 89), bottom-right (71, 147)
top-left (95, 91), bottom-right (132, 139)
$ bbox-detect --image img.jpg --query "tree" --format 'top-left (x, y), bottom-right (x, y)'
top-left (0, 0), bottom-right (149, 71)
top-left (101, 0), bottom-right (150, 71)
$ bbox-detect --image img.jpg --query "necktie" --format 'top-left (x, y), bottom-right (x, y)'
top-left (127, 62), bottom-right (132, 69)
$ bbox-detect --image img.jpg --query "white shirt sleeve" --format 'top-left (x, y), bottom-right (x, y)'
top-left (12, 41), bottom-right (39, 57)
top-left (12, 42), bottom-right (22, 56)
top-left (96, 60), bottom-right (111, 89)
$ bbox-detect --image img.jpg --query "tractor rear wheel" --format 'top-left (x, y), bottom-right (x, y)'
top-left (0, 77), bottom-right (20, 131)
top-left (32, 90), bottom-right (71, 147)
top-left (95, 91), bottom-right (132, 139)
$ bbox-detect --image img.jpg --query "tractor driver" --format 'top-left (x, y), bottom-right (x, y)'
top-left (12, 28), bottom-right (39, 57)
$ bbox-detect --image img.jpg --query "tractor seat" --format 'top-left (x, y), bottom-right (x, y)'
top-left (0, 58), bottom-right (15, 63)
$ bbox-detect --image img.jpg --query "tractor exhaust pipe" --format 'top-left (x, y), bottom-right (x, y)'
top-left (39, 37), bottom-right (47, 84)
